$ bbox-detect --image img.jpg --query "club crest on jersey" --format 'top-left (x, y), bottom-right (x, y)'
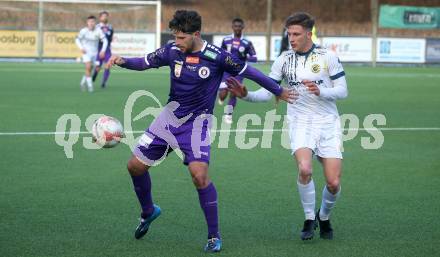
top-left (311, 64), bottom-right (321, 73)
top-left (198, 66), bottom-right (210, 79)
top-left (174, 63), bottom-right (183, 77)
top-left (239, 46), bottom-right (245, 53)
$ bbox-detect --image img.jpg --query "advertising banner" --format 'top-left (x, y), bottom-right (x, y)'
top-left (0, 30), bottom-right (38, 57)
top-left (111, 33), bottom-right (156, 57)
top-left (379, 5), bottom-right (440, 29)
top-left (377, 38), bottom-right (426, 63)
top-left (322, 37), bottom-right (372, 62)
top-left (43, 31), bottom-right (79, 58)
top-left (425, 38), bottom-right (440, 63)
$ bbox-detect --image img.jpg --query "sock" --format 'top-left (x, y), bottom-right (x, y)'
top-left (92, 69), bottom-right (98, 82)
top-left (197, 183), bottom-right (220, 239)
top-left (319, 185), bottom-right (341, 221)
top-left (80, 75), bottom-right (86, 85)
top-left (227, 95), bottom-right (237, 112)
top-left (130, 172), bottom-right (154, 219)
top-left (297, 179), bottom-right (316, 220)
top-left (102, 69), bottom-right (110, 86)
top-left (86, 76), bottom-right (93, 91)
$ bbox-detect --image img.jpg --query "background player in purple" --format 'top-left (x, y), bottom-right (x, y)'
top-left (218, 18), bottom-right (258, 124)
top-left (92, 11), bottom-right (113, 88)
top-left (107, 10), bottom-right (294, 253)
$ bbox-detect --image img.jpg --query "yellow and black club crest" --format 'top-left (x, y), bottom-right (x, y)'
top-left (311, 64), bottom-right (321, 73)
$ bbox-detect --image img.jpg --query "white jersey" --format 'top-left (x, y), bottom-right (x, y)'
top-left (269, 45), bottom-right (347, 118)
top-left (76, 27), bottom-right (106, 55)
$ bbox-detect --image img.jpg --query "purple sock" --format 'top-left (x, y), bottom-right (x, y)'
top-left (197, 183), bottom-right (220, 239)
top-left (92, 69), bottom-right (99, 82)
top-left (131, 172), bottom-right (154, 218)
top-left (102, 69), bottom-right (110, 85)
top-left (227, 95), bottom-right (237, 109)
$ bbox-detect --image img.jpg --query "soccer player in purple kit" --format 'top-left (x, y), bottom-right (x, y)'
top-left (107, 10), bottom-right (295, 252)
top-left (92, 11), bottom-right (113, 88)
top-left (218, 18), bottom-right (258, 124)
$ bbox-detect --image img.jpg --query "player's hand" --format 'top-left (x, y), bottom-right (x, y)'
top-left (303, 79), bottom-right (320, 96)
top-left (99, 51), bottom-right (105, 60)
top-left (276, 88), bottom-right (298, 104)
top-left (81, 49), bottom-right (87, 54)
top-left (226, 77), bottom-right (248, 98)
top-left (106, 55), bottom-right (125, 69)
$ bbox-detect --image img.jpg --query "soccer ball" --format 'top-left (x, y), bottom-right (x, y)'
top-left (92, 115), bottom-right (124, 148)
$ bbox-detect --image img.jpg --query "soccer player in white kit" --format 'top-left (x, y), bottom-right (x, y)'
top-left (75, 15), bottom-right (108, 92)
top-left (226, 12), bottom-right (348, 241)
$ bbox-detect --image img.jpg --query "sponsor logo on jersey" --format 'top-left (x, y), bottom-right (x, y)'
top-left (186, 65), bottom-right (197, 71)
top-left (225, 55), bottom-right (241, 69)
top-left (198, 66), bottom-right (210, 79)
top-left (185, 56), bottom-right (199, 64)
top-left (204, 50), bottom-right (218, 60)
top-left (311, 64), bottom-right (321, 73)
top-left (174, 63), bottom-right (182, 77)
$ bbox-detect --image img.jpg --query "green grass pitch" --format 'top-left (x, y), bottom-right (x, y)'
top-left (1, 62), bottom-right (439, 257)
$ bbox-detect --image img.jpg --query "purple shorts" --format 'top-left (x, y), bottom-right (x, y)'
top-left (96, 49), bottom-right (111, 66)
top-left (134, 116), bottom-right (211, 166)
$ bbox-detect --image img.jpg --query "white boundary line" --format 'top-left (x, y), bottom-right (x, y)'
top-left (1, 128), bottom-right (440, 136)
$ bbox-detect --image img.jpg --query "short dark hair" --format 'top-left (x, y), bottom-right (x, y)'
top-left (232, 18), bottom-right (244, 24)
top-left (99, 11), bottom-right (109, 16)
top-left (87, 15), bottom-right (96, 20)
top-left (285, 12), bottom-right (314, 31)
top-left (169, 10), bottom-right (202, 33)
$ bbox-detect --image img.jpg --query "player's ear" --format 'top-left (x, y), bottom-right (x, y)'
top-left (193, 31), bottom-right (201, 38)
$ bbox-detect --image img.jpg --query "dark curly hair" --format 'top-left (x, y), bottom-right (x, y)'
top-left (285, 12), bottom-right (314, 31)
top-left (168, 10), bottom-right (202, 33)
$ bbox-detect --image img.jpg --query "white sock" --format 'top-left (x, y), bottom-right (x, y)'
top-left (80, 75), bottom-right (86, 85)
top-left (297, 179), bottom-right (316, 220)
top-left (319, 185), bottom-right (341, 221)
top-left (86, 76), bottom-right (93, 91)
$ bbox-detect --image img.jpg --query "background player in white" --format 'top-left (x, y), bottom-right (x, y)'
top-left (75, 15), bottom-right (108, 92)
top-left (227, 12), bottom-right (348, 241)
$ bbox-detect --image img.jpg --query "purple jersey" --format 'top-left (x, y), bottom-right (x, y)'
top-left (97, 23), bottom-right (113, 52)
top-left (120, 41), bottom-right (282, 119)
top-left (120, 41), bottom-right (283, 165)
top-left (221, 35), bottom-right (257, 62)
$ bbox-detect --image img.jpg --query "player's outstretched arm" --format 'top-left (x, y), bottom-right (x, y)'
top-left (107, 55), bottom-right (148, 71)
top-left (240, 65), bottom-right (296, 103)
top-left (107, 45), bottom-right (170, 71)
top-left (227, 76), bottom-right (297, 103)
